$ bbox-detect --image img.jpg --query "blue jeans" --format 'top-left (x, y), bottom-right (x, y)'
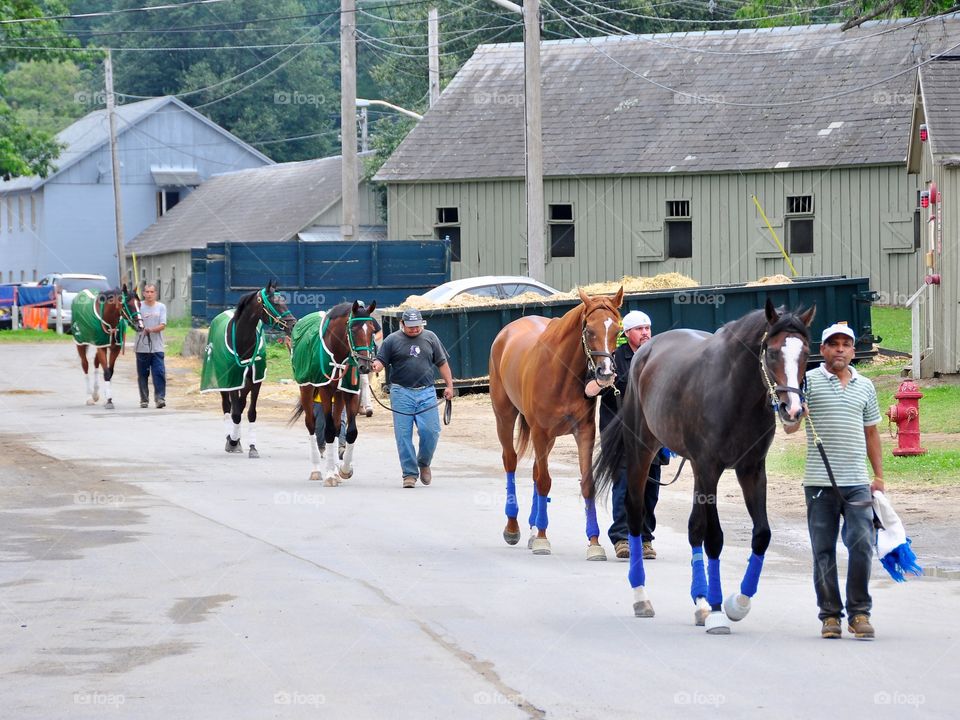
top-left (136, 352), bottom-right (166, 402)
top-left (389, 385), bottom-right (440, 478)
top-left (610, 463), bottom-right (660, 544)
top-left (805, 484), bottom-right (874, 620)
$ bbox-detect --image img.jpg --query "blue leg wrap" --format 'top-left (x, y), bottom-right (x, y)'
top-left (690, 548), bottom-right (708, 602)
top-left (628, 535), bottom-right (646, 588)
top-left (528, 490), bottom-right (537, 528)
top-left (532, 490), bottom-right (550, 531)
top-left (707, 558), bottom-right (723, 609)
top-left (584, 496), bottom-right (600, 539)
top-left (740, 553), bottom-right (764, 598)
top-left (505, 472), bottom-right (519, 519)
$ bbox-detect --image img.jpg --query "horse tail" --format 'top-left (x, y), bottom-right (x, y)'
top-left (287, 400), bottom-right (305, 427)
top-left (593, 412), bottom-right (626, 500)
top-left (515, 414), bottom-right (532, 460)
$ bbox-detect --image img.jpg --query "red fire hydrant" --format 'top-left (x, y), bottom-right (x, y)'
top-left (886, 380), bottom-right (927, 456)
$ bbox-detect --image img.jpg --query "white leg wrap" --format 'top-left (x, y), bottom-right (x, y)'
top-left (247, 423), bottom-right (257, 447)
top-left (231, 422), bottom-right (241, 442)
top-left (324, 449), bottom-right (336, 475)
top-left (309, 435), bottom-right (321, 471)
top-left (633, 586), bottom-right (649, 604)
top-left (340, 442), bottom-right (355, 474)
top-left (102, 380), bottom-right (111, 401)
top-left (223, 414), bottom-right (232, 436)
top-left (84, 373), bottom-right (92, 396)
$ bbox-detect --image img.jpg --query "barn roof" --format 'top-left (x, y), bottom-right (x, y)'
top-left (125, 154), bottom-right (369, 254)
top-left (376, 15), bottom-right (960, 182)
top-left (919, 58), bottom-right (960, 157)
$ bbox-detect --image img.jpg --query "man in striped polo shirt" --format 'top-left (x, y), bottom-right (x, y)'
top-left (785, 322), bottom-right (885, 640)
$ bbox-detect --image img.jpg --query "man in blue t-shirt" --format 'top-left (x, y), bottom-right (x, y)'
top-left (372, 309), bottom-right (454, 488)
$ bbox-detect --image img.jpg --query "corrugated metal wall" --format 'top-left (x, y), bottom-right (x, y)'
top-left (387, 166), bottom-right (925, 301)
top-left (132, 250), bottom-right (193, 320)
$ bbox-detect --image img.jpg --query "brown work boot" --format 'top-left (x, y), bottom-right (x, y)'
top-left (642, 541), bottom-right (657, 560)
top-left (418, 465), bottom-right (432, 485)
top-left (614, 540), bottom-right (629, 559)
top-left (848, 614), bottom-right (875, 640)
top-left (402, 476), bottom-right (417, 489)
top-left (821, 617), bottom-right (842, 639)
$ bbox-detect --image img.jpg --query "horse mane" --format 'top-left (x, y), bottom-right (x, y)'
top-left (721, 305), bottom-right (810, 348)
top-left (541, 293), bottom-right (619, 345)
top-left (325, 302), bottom-right (354, 321)
top-left (235, 288), bottom-right (260, 316)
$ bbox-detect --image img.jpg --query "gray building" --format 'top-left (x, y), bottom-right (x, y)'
top-left (0, 96), bottom-right (271, 286)
top-left (125, 154), bottom-right (384, 318)
top-left (907, 58), bottom-right (960, 376)
top-left (375, 17), bottom-right (960, 302)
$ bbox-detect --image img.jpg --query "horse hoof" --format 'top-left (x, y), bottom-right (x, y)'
top-left (633, 600), bottom-right (655, 618)
top-left (364, 408), bottom-right (373, 417)
top-left (724, 592), bottom-right (751, 622)
top-left (705, 611), bottom-right (731, 635)
top-left (86, 398), bottom-right (96, 406)
top-left (527, 531), bottom-right (537, 550)
top-left (585, 544), bottom-right (607, 561)
top-left (337, 466), bottom-right (353, 480)
top-left (531, 537), bottom-right (551, 555)
top-left (92, 391), bottom-right (100, 402)
top-left (309, 471), bottom-right (322, 482)
top-left (694, 598), bottom-right (710, 626)
top-left (248, 446), bottom-right (260, 459)
top-left (503, 529), bottom-right (521, 545)
top-left (104, 400), bottom-right (114, 410)
top-left (323, 475), bottom-right (339, 487)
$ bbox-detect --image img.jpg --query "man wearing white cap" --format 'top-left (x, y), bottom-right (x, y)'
top-left (586, 309), bottom-right (666, 560)
top-left (785, 321), bottom-right (885, 640)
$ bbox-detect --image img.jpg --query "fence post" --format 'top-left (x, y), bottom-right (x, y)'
top-left (12, 286), bottom-right (19, 331)
top-left (55, 289), bottom-right (64, 334)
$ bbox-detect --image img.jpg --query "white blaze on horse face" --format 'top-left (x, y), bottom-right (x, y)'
top-left (598, 317), bottom-right (615, 375)
top-left (782, 336), bottom-right (804, 419)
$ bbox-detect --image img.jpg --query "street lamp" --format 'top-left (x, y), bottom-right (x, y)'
top-left (356, 99), bottom-right (423, 153)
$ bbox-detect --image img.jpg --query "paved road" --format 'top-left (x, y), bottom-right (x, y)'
top-left (0, 344), bottom-right (956, 719)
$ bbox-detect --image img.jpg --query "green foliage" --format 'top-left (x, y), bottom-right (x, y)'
top-left (872, 306), bottom-right (911, 353)
top-left (2, 60), bottom-right (98, 134)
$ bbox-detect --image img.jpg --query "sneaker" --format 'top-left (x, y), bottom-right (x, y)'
top-left (821, 617), bottom-right (842, 639)
top-left (418, 465), bottom-right (432, 485)
top-left (614, 540), bottom-right (630, 559)
top-left (156, 398), bottom-right (165, 409)
top-left (642, 541), bottom-right (657, 560)
top-left (848, 614), bottom-right (875, 640)
top-left (140, 401), bottom-right (148, 409)
top-left (402, 476), bottom-right (417, 489)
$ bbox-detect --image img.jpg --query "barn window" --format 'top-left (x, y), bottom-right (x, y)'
top-left (786, 195), bottom-right (814, 254)
top-left (156, 190), bottom-right (180, 218)
top-left (30, 196), bottom-right (36, 229)
top-left (169, 265), bottom-right (176, 299)
top-left (6, 198), bottom-right (12, 232)
top-left (548, 203), bottom-right (575, 258)
top-left (18, 196), bottom-right (25, 230)
top-left (665, 200), bottom-right (692, 259)
top-left (434, 206), bottom-right (461, 262)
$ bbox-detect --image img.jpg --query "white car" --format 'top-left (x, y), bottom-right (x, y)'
top-left (421, 275), bottom-right (560, 303)
top-left (37, 273), bottom-right (112, 329)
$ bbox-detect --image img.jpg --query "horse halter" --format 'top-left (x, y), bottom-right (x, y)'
top-left (759, 330), bottom-right (806, 421)
top-left (258, 288), bottom-right (294, 329)
top-left (346, 313), bottom-right (376, 369)
top-left (581, 306), bottom-right (617, 377)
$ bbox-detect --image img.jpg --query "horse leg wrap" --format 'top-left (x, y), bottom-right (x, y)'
top-left (533, 490), bottom-right (550, 531)
top-left (628, 535), bottom-right (646, 588)
top-left (707, 558), bottom-right (723, 610)
top-left (740, 553), bottom-right (764, 598)
top-left (309, 435), bottom-right (321, 470)
top-left (340, 442), bottom-right (355, 477)
top-left (102, 380), bottom-right (111, 402)
top-left (247, 424), bottom-right (257, 448)
top-left (231, 422), bottom-right (241, 442)
top-left (690, 548), bottom-right (708, 603)
top-left (584, 496), bottom-right (600, 540)
top-left (223, 414), bottom-right (233, 438)
top-left (528, 490), bottom-right (538, 529)
top-left (633, 586), bottom-right (654, 618)
top-left (505, 472), bottom-right (519, 519)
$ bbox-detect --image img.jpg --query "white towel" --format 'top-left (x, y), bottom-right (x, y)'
top-left (873, 491), bottom-right (923, 582)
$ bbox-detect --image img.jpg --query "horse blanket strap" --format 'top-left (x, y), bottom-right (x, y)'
top-left (291, 311), bottom-right (360, 394)
top-left (71, 289), bottom-right (118, 347)
top-left (200, 309), bottom-right (266, 392)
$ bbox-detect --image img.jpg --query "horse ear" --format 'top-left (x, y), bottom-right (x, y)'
top-left (764, 297), bottom-right (779, 325)
top-left (800, 304), bottom-right (817, 328)
top-left (267, 279), bottom-right (277, 292)
top-left (613, 286), bottom-right (624, 308)
top-left (367, 300), bottom-right (377, 314)
top-left (577, 287), bottom-right (590, 305)
top-left (351, 300), bottom-right (361, 315)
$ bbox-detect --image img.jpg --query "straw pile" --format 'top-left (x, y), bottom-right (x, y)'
top-left (746, 274), bottom-right (794, 286)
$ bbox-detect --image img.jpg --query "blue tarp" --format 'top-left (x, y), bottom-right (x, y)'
top-left (0, 285), bottom-right (55, 307)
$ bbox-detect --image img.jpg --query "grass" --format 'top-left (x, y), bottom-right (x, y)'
top-left (871, 305), bottom-right (910, 353)
top-left (0, 327), bottom-right (73, 342)
top-left (162, 317), bottom-right (194, 356)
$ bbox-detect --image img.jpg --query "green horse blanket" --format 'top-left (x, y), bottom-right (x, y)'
top-left (71, 289), bottom-right (122, 347)
top-left (291, 311), bottom-right (360, 394)
top-left (200, 309), bottom-right (267, 392)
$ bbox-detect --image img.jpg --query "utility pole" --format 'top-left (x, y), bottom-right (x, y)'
top-left (341, 0), bottom-right (358, 241)
top-left (104, 50), bottom-right (127, 286)
top-left (428, 7), bottom-right (440, 107)
top-left (522, 0), bottom-right (544, 281)
top-left (360, 106), bottom-right (368, 152)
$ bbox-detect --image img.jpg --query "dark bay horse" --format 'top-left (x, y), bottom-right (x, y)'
top-left (489, 287), bottom-right (624, 559)
top-left (71, 285), bottom-right (143, 409)
top-left (595, 299), bottom-right (815, 633)
top-left (289, 301), bottom-right (378, 485)
top-left (200, 281), bottom-right (296, 458)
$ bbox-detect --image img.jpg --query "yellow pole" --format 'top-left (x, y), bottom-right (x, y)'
top-left (131, 252), bottom-right (140, 291)
top-left (752, 195), bottom-right (797, 277)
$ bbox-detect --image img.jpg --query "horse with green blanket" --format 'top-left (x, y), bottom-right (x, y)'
top-left (289, 301), bottom-right (378, 485)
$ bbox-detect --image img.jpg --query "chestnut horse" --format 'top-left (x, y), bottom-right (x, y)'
top-left (594, 299), bottom-right (815, 633)
top-left (289, 301), bottom-right (378, 485)
top-left (489, 287), bottom-right (624, 559)
top-left (200, 282), bottom-right (297, 458)
top-left (71, 285), bottom-right (143, 409)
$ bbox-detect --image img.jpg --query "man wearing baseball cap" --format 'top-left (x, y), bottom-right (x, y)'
top-left (372, 308), bottom-right (454, 488)
top-left (586, 309), bottom-right (667, 560)
top-left (785, 321), bottom-right (885, 640)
